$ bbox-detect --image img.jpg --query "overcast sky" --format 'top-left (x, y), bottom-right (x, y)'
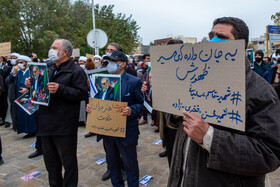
top-left (94, 0), bottom-right (280, 45)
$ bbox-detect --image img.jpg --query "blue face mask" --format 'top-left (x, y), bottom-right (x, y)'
top-left (210, 36), bottom-right (228, 42)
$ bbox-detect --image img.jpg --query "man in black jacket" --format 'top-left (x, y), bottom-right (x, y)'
top-left (36, 39), bottom-right (88, 186)
top-left (168, 17), bottom-right (280, 187)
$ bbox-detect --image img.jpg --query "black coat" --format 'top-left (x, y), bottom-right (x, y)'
top-left (37, 58), bottom-right (89, 136)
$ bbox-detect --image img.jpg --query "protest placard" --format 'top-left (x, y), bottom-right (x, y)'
top-left (86, 53), bottom-right (94, 60)
top-left (0, 42), bottom-right (11, 56)
top-left (72, 48), bottom-right (80, 57)
top-left (151, 40), bottom-right (245, 131)
top-left (29, 63), bottom-right (50, 106)
top-left (86, 68), bottom-right (109, 97)
top-left (14, 91), bottom-right (39, 115)
top-left (86, 98), bottom-right (127, 137)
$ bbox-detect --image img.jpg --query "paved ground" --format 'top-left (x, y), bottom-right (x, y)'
top-left (0, 118), bottom-right (279, 187)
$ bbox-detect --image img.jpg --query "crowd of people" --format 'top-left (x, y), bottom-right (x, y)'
top-left (0, 16), bottom-right (280, 187)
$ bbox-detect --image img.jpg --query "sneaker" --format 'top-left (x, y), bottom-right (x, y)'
top-left (154, 129), bottom-right (159, 133)
top-left (138, 120), bottom-right (148, 125)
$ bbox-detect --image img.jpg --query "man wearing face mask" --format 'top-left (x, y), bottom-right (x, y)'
top-left (78, 56), bottom-right (87, 70)
top-left (252, 50), bottom-right (270, 77)
top-left (93, 55), bottom-right (102, 69)
top-left (87, 50), bottom-right (143, 187)
top-left (168, 17), bottom-right (280, 187)
top-left (136, 54), bottom-right (150, 76)
top-left (6, 55), bottom-right (36, 137)
top-left (26, 39), bottom-right (88, 186)
top-left (3, 53), bottom-right (20, 130)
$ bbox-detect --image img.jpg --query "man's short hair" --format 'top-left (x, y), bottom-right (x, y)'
top-left (255, 50), bottom-right (264, 58)
top-left (143, 54), bottom-right (150, 60)
top-left (55, 39), bottom-right (73, 57)
top-left (213, 17), bottom-right (249, 48)
top-left (109, 43), bottom-right (123, 52)
top-left (167, 39), bottom-right (183, 45)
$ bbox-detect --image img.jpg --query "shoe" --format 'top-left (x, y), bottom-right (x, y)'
top-left (23, 133), bottom-right (35, 138)
top-left (4, 122), bottom-right (10, 128)
top-left (28, 150), bottom-right (43, 159)
top-left (138, 120), bottom-right (148, 125)
top-left (151, 120), bottom-right (155, 126)
top-left (154, 129), bottom-right (159, 133)
top-left (84, 132), bottom-right (96, 138)
top-left (102, 169), bottom-right (111, 181)
top-left (0, 118), bottom-right (4, 126)
top-left (0, 159), bottom-right (4, 165)
top-left (159, 150), bottom-right (167, 157)
top-left (122, 170), bottom-right (127, 181)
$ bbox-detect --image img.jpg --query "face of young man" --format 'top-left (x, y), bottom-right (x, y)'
top-left (209, 24), bottom-right (235, 41)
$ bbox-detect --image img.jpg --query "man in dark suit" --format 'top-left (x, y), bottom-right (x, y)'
top-left (95, 77), bottom-right (114, 101)
top-left (31, 65), bottom-right (44, 100)
top-left (87, 50), bottom-right (143, 187)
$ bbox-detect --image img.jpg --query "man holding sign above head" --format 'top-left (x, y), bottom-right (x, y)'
top-left (168, 17), bottom-right (280, 187)
top-left (87, 50), bottom-right (143, 187)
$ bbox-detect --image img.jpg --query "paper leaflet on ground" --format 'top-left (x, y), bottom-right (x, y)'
top-left (14, 91), bottom-right (39, 115)
top-left (139, 175), bottom-right (153, 186)
top-left (96, 158), bottom-right (106, 165)
top-left (21, 171), bottom-right (42, 181)
top-left (152, 140), bottom-right (162, 145)
top-left (28, 62), bottom-right (50, 106)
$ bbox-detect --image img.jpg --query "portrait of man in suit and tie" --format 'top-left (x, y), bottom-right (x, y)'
top-left (94, 75), bottom-right (121, 102)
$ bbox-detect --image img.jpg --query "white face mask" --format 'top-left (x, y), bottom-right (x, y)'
top-left (80, 64), bottom-right (85, 69)
top-left (48, 49), bottom-right (60, 62)
top-left (11, 59), bottom-right (17, 65)
top-left (94, 60), bottom-right (100, 63)
top-left (107, 61), bottom-right (120, 74)
top-left (18, 63), bottom-right (25, 70)
top-left (145, 61), bottom-right (151, 67)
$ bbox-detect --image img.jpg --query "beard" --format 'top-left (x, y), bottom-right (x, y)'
top-left (102, 86), bottom-right (109, 92)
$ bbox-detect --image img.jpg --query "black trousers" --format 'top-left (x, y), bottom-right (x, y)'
top-left (164, 126), bottom-right (178, 167)
top-left (104, 137), bottom-right (139, 187)
top-left (35, 136), bottom-right (42, 152)
top-left (41, 135), bottom-right (78, 187)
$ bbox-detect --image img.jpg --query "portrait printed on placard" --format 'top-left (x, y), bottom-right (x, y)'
top-left (29, 63), bottom-right (50, 106)
top-left (93, 74), bottom-right (121, 102)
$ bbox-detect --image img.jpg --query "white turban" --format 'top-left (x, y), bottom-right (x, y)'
top-left (79, 56), bottom-right (87, 62)
top-left (94, 55), bottom-right (102, 60)
top-left (10, 53), bottom-right (20, 58)
top-left (18, 55), bottom-right (31, 62)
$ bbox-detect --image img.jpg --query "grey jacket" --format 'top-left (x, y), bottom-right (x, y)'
top-left (168, 59), bottom-right (280, 187)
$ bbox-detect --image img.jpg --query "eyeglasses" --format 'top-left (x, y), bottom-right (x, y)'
top-left (106, 49), bottom-right (115, 53)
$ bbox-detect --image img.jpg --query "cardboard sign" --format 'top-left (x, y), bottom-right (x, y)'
top-left (86, 53), bottom-right (94, 60)
top-left (0, 42), bottom-right (11, 56)
top-left (86, 98), bottom-right (127, 137)
top-left (151, 40), bottom-right (245, 131)
top-left (72, 48), bottom-right (80, 57)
